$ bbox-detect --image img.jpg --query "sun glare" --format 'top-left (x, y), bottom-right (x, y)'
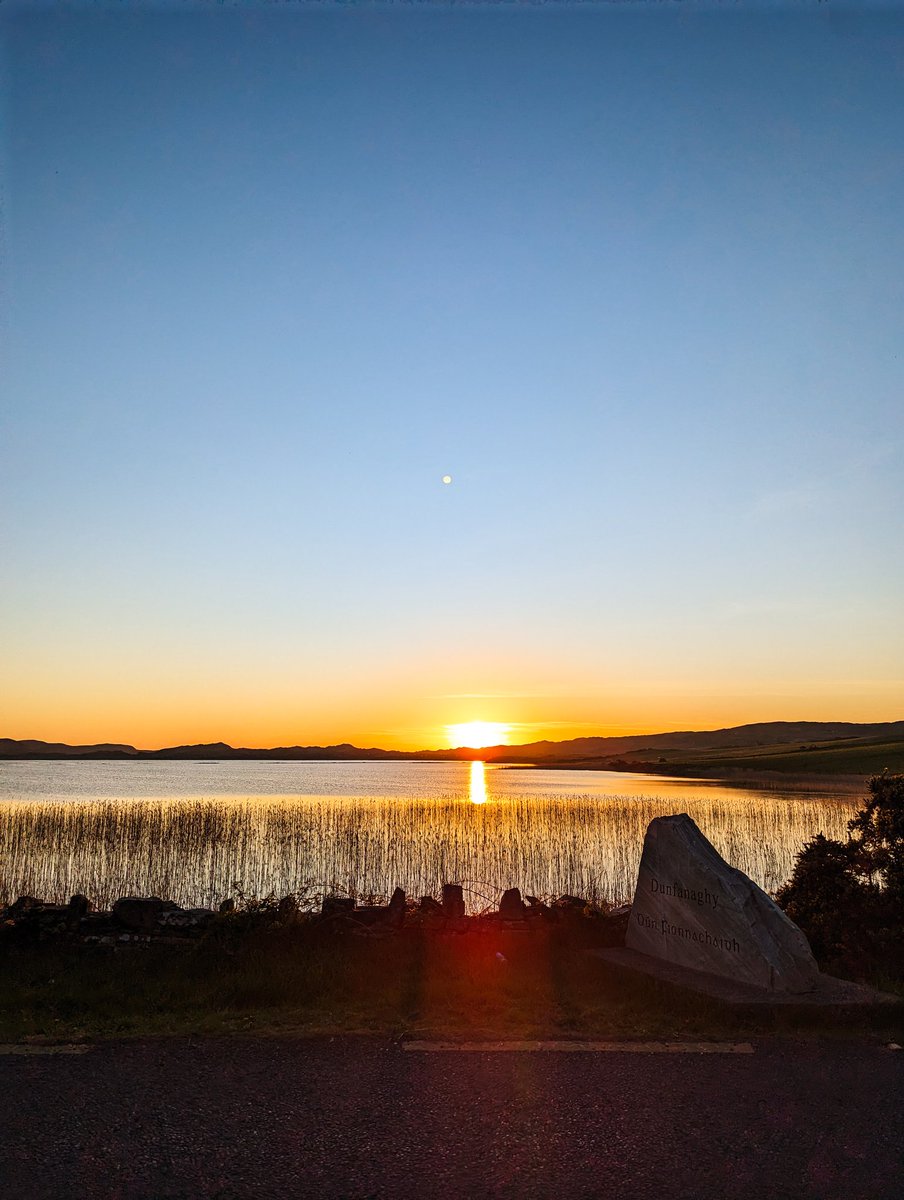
top-left (446, 721), bottom-right (510, 749)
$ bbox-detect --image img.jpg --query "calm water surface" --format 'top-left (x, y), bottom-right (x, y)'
top-left (0, 760), bottom-right (861, 909)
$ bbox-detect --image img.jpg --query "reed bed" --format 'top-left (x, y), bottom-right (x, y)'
top-left (0, 790), bottom-right (858, 911)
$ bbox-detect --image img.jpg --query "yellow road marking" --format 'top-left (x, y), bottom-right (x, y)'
top-left (402, 1040), bottom-right (754, 1053)
top-left (0, 1044), bottom-right (93, 1056)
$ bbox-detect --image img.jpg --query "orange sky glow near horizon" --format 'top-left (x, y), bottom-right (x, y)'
top-left (3, 671), bottom-right (902, 752)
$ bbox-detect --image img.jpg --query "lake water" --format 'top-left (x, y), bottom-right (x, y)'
top-left (0, 760), bottom-right (861, 911)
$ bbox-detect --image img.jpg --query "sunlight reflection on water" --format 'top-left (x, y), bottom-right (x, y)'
top-left (470, 761), bottom-right (487, 804)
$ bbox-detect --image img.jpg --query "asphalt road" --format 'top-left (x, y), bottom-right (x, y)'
top-left (1, 1037), bottom-right (901, 1200)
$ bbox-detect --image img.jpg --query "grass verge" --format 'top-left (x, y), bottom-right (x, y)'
top-left (2, 926), bottom-right (901, 1044)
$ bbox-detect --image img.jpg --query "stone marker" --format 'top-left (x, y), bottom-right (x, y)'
top-left (158, 907), bottom-right (216, 930)
top-left (65, 894), bottom-right (91, 931)
top-left (111, 897), bottom-right (180, 933)
top-left (321, 895), bottom-right (355, 919)
top-left (388, 887), bottom-right (407, 927)
top-left (442, 884), bottom-right (465, 919)
top-left (625, 814), bottom-right (820, 994)
top-left (499, 887), bottom-right (526, 920)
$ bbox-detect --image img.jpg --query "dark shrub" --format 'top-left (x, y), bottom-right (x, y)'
top-left (775, 834), bottom-right (875, 966)
top-left (776, 774), bottom-right (904, 980)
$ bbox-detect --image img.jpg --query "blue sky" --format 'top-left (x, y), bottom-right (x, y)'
top-left (2, 2), bottom-right (902, 747)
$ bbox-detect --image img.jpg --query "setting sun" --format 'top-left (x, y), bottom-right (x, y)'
top-left (446, 721), bottom-right (510, 749)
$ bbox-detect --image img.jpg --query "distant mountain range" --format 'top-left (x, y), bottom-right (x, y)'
top-left (3, 721), bottom-right (904, 778)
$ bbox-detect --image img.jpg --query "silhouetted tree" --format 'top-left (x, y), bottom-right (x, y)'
top-left (776, 774), bottom-right (904, 979)
top-left (848, 772), bottom-right (904, 901)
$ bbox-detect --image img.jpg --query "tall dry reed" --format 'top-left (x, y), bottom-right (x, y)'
top-left (0, 790), bottom-right (858, 911)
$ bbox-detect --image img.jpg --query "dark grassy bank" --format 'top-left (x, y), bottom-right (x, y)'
top-left (2, 923), bottom-right (901, 1044)
top-left (517, 736), bottom-right (904, 779)
top-left (653, 736), bottom-right (904, 777)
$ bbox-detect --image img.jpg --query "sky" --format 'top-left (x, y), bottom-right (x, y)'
top-left (1, 1), bottom-right (903, 750)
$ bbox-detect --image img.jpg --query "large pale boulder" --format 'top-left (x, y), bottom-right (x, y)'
top-left (625, 814), bottom-right (820, 994)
